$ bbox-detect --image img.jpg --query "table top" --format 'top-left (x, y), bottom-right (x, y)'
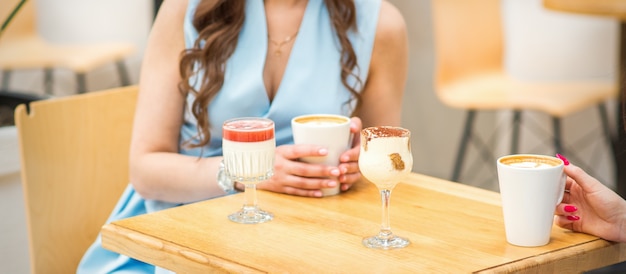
top-left (543, 0), bottom-right (626, 20)
top-left (101, 173), bottom-right (626, 273)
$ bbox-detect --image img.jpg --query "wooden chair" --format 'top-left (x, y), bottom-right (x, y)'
top-left (431, 0), bottom-right (617, 182)
top-left (0, 89), bottom-right (45, 126)
top-left (14, 85), bottom-right (138, 274)
top-left (0, 0), bottom-right (135, 94)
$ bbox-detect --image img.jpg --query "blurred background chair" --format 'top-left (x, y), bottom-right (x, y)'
top-left (0, 0), bottom-right (135, 95)
top-left (0, 90), bottom-right (45, 126)
top-left (431, 0), bottom-right (617, 183)
top-left (15, 85), bottom-right (137, 274)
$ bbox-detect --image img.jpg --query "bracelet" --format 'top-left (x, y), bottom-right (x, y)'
top-left (217, 160), bottom-right (237, 194)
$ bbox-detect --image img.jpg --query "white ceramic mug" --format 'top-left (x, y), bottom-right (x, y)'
top-left (291, 114), bottom-right (351, 196)
top-left (496, 154), bottom-right (566, 247)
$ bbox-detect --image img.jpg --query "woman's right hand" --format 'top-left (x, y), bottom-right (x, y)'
top-left (554, 157), bottom-right (626, 243)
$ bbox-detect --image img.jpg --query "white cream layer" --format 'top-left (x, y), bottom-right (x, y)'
top-left (222, 139), bottom-right (275, 182)
top-left (359, 136), bottom-right (413, 189)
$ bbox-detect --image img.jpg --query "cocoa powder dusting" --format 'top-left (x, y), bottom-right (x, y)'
top-left (363, 127), bottom-right (407, 138)
top-left (362, 126), bottom-right (408, 152)
top-left (389, 153), bottom-right (405, 171)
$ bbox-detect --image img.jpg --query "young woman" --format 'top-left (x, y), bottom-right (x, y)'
top-left (78, 0), bottom-right (408, 272)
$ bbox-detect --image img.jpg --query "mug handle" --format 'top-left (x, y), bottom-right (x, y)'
top-left (556, 172), bottom-right (567, 205)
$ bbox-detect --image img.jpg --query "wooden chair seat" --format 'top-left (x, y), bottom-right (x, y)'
top-left (0, 35), bottom-right (134, 72)
top-left (439, 71), bottom-right (617, 117)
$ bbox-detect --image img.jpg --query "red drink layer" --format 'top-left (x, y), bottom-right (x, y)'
top-left (223, 119), bottom-right (274, 142)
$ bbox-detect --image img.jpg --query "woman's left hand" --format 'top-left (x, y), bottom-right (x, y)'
top-left (337, 117), bottom-right (362, 191)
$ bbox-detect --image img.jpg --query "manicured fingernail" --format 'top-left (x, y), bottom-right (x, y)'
top-left (319, 148), bottom-right (328, 155)
top-left (327, 181), bottom-right (337, 187)
top-left (567, 215), bottom-right (580, 221)
top-left (564, 205), bottom-right (578, 213)
top-left (330, 168), bottom-right (340, 176)
top-left (556, 154), bottom-right (570, 165)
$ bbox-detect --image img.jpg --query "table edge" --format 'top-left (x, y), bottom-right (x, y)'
top-left (101, 223), bottom-right (263, 273)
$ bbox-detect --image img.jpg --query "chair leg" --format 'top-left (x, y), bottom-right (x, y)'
top-left (44, 68), bottom-right (54, 95)
top-left (597, 102), bottom-right (617, 164)
top-left (116, 60), bottom-right (131, 86)
top-left (1, 70), bottom-right (12, 91)
top-left (511, 111), bottom-right (522, 154)
top-left (76, 73), bottom-right (87, 94)
top-left (451, 110), bottom-right (476, 182)
top-left (552, 117), bottom-right (563, 155)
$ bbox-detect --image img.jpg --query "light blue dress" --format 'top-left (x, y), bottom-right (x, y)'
top-left (77, 0), bottom-right (380, 272)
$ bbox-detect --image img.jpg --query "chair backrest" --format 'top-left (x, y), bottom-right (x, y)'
top-left (0, 0), bottom-right (36, 40)
top-left (15, 85), bottom-right (138, 274)
top-left (431, 0), bottom-right (504, 88)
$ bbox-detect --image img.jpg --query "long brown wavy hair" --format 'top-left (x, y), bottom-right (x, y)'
top-left (179, 0), bottom-right (362, 148)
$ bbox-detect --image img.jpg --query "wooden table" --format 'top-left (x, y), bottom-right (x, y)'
top-left (101, 173), bottom-right (626, 273)
top-left (543, 0), bottom-right (626, 199)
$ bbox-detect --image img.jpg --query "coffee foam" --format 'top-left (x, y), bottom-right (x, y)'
top-left (294, 115), bottom-right (349, 125)
top-left (500, 155), bottom-right (561, 168)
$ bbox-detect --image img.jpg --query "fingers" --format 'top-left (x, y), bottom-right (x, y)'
top-left (284, 160), bottom-right (340, 178)
top-left (339, 146), bottom-right (359, 164)
top-left (555, 203), bottom-right (578, 216)
top-left (554, 203), bottom-right (580, 232)
top-left (554, 215), bottom-right (575, 231)
top-left (563, 163), bottom-right (602, 193)
top-left (349, 117), bottom-right (362, 148)
top-left (277, 144), bottom-right (329, 161)
top-left (350, 117), bottom-right (363, 134)
top-left (272, 142), bottom-right (362, 197)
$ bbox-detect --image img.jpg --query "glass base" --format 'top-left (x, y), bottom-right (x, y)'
top-left (362, 235), bottom-right (410, 250)
top-left (228, 208), bottom-right (273, 224)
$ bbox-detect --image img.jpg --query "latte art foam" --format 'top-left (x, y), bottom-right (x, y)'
top-left (293, 115), bottom-right (349, 126)
top-left (507, 162), bottom-right (554, 169)
top-left (499, 155), bottom-right (562, 169)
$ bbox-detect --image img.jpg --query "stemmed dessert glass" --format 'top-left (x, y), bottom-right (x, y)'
top-left (222, 117), bottom-right (276, 224)
top-left (358, 126), bottom-right (413, 249)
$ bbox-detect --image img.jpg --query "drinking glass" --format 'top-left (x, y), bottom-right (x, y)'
top-left (358, 126), bottom-right (413, 249)
top-left (222, 117), bottom-right (276, 224)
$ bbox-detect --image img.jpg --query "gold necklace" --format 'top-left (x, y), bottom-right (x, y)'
top-left (268, 31), bottom-right (298, 56)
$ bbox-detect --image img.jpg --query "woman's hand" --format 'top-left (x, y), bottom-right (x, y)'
top-left (554, 155), bottom-right (626, 242)
top-left (257, 117), bottom-right (363, 197)
top-left (337, 117), bottom-right (363, 190)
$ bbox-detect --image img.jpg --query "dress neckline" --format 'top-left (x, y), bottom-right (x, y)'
top-left (256, 0), bottom-right (315, 104)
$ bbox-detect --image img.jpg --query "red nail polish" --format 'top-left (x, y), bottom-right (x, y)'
top-left (567, 215), bottom-right (580, 221)
top-left (564, 205), bottom-right (578, 213)
top-left (556, 153), bottom-right (570, 165)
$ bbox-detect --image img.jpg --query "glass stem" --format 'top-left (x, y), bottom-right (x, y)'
top-left (243, 183), bottom-right (258, 211)
top-left (378, 188), bottom-right (393, 239)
